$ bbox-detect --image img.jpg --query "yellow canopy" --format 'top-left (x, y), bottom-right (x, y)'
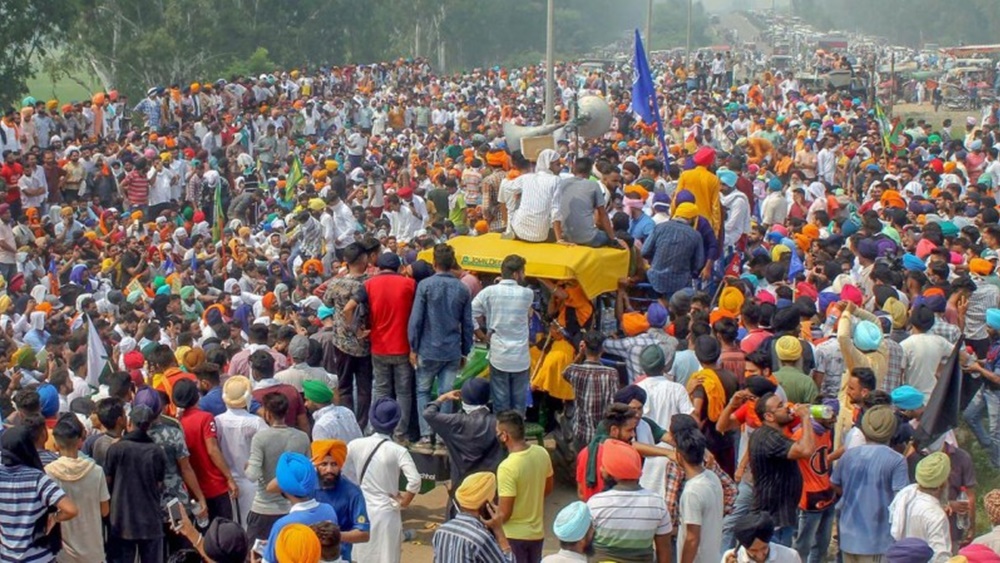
top-left (419, 234), bottom-right (629, 299)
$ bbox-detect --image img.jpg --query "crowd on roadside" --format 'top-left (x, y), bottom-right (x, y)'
top-left (5, 29), bottom-right (1000, 563)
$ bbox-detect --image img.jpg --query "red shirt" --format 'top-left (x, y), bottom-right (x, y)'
top-left (122, 170), bottom-right (149, 206)
top-left (575, 442), bottom-right (608, 502)
top-left (179, 407), bottom-right (229, 498)
top-left (359, 272), bottom-right (416, 356)
top-left (252, 382), bottom-right (306, 428)
top-left (1, 162), bottom-right (22, 203)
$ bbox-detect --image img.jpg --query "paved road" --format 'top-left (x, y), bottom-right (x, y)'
top-left (717, 11), bottom-right (771, 55)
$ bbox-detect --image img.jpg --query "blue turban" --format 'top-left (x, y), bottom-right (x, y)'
top-left (768, 177), bottom-right (783, 191)
top-left (133, 386), bottom-right (163, 418)
top-left (917, 295), bottom-right (947, 314)
top-left (370, 397), bottom-right (401, 434)
top-left (987, 308), bottom-right (1000, 331)
top-left (818, 291), bottom-right (839, 316)
top-left (886, 538), bottom-right (933, 563)
top-left (841, 218), bottom-right (860, 237)
top-left (765, 231), bottom-right (783, 244)
top-left (674, 190), bottom-right (696, 205)
top-left (718, 170), bottom-right (738, 188)
top-left (275, 452), bottom-right (317, 498)
top-left (902, 253), bottom-right (926, 272)
top-left (37, 384), bottom-right (59, 418)
top-left (614, 384), bottom-right (647, 405)
top-left (891, 385), bottom-right (925, 410)
top-left (646, 303), bottom-right (668, 328)
top-left (460, 377), bottom-right (491, 406)
top-left (853, 320), bottom-right (883, 352)
top-left (317, 306), bottom-right (335, 320)
top-left (553, 501), bottom-right (592, 543)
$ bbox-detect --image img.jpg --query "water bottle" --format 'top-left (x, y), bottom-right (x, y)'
top-left (956, 487), bottom-right (971, 532)
top-left (810, 404), bottom-right (833, 419)
top-left (191, 500), bottom-right (209, 529)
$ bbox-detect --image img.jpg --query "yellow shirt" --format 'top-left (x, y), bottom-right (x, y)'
top-left (675, 165), bottom-right (722, 234)
top-left (498, 444), bottom-right (553, 540)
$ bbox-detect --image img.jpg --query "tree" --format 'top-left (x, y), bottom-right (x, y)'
top-left (0, 0), bottom-right (78, 107)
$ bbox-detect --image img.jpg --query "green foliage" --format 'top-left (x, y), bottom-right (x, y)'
top-left (793, 0), bottom-right (1000, 47)
top-left (21, 0), bottom-right (714, 102)
top-left (0, 0), bottom-right (78, 107)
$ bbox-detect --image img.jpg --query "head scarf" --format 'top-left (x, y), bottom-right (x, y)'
top-left (0, 426), bottom-right (43, 469)
top-left (310, 439), bottom-right (347, 467)
top-left (202, 518), bottom-right (249, 563)
top-left (601, 439), bottom-right (642, 481)
top-left (455, 471), bottom-right (497, 509)
top-left (535, 149), bottom-right (560, 175)
top-left (915, 452), bottom-right (951, 489)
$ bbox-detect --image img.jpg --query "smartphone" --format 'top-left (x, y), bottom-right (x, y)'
top-left (166, 498), bottom-right (183, 530)
top-left (252, 539), bottom-right (268, 555)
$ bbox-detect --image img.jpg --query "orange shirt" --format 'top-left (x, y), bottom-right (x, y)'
top-left (792, 426), bottom-right (835, 511)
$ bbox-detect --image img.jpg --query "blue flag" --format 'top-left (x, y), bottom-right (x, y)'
top-left (787, 249), bottom-right (804, 282)
top-left (631, 29), bottom-right (669, 165)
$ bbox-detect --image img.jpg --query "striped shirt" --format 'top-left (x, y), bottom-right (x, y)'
top-left (471, 279), bottom-right (534, 373)
top-left (587, 485), bottom-right (673, 563)
top-left (0, 465), bottom-right (66, 563)
top-left (120, 170), bottom-right (149, 207)
top-left (432, 513), bottom-right (513, 563)
top-left (966, 280), bottom-right (1000, 341)
top-left (508, 172), bottom-right (561, 242)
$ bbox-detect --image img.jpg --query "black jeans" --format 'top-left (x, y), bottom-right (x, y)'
top-left (246, 511), bottom-right (282, 542)
top-left (107, 536), bottom-right (163, 563)
top-left (509, 538), bottom-right (544, 563)
top-left (335, 348), bottom-right (373, 430)
top-left (205, 492), bottom-right (233, 522)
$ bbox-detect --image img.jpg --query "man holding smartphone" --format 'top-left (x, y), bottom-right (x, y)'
top-left (432, 472), bottom-right (513, 561)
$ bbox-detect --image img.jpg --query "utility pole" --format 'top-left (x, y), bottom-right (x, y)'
top-left (646, 0), bottom-right (653, 52)
top-left (686, 0), bottom-right (692, 64)
top-left (545, 0), bottom-right (555, 124)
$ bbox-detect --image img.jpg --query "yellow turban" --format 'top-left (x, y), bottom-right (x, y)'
top-left (0, 294), bottom-right (11, 314)
top-left (324, 159), bottom-right (338, 172)
top-left (719, 287), bottom-right (745, 316)
top-left (775, 335), bottom-right (802, 361)
top-left (455, 472), bottom-right (497, 510)
top-left (101, 258), bottom-right (115, 272)
top-left (274, 523), bottom-right (321, 563)
top-left (308, 198), bottom-right (326, 211)
top-left (673, 202), bottom-right (699, 220)
top-left (311, 439), bottom-right (347, 466)
top-left (624, 184), bottom-right (649, 202)
top-left (771, 244), bottom-right (791, 262)
top-left (131, 210), bottom-right (143, 221)
top-left (882, 297), bottom-right (907, 329)
top-left (915, 452), bottom-right (951, 489)
top-left (238, 227), bottom-right (251, 238)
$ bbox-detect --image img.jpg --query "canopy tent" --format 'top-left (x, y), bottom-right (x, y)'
top-left (419, 234), bottom-right (629, 299)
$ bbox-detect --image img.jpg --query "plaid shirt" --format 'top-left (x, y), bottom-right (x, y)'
top-left (480, 170), bottom-right (506, 232)
top-left (966, 280), bottom-right (1000, 341)
top-left (881, 338), bottom-right (907, 393)
top-left (930, 317), bottom-right (962, 345)
top-left (603, 329), bottom-right (680, 383)
top-left (663, 452), bottom-right (738, 525)
top-left (563, 362), bottom-right (620, 448)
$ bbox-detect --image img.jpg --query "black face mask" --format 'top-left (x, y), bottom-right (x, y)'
top-left (602, 476), bottom-right (617, 492)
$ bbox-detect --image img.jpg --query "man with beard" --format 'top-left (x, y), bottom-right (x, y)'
top-left (748, 393), bottom-right (816, 547)
top-left (723, 513), bottom-right (800, 563)
top-left (542, 501), bottom-right (595, 562)
top-left (311, 440), bottom-right (370, 562)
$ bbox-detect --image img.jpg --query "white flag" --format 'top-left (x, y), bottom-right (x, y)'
top-left (86, 315), bottom-right (110, 388)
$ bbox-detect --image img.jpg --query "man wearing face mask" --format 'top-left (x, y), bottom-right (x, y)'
top-left (724, 513), bottom-right (800, 563)
top-left (312, 439), bottom-right (370, 562)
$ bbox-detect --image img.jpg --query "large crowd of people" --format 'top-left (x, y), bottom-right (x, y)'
top-left (4, 18), bottom-right (1000, 563)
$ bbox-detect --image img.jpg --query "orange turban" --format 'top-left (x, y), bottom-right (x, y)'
top-left (35, 302), bottom-right (52, 315)
top-left (274, 523), bottom-right (321, 563)
top-left (621, 311), bottom-right (650, 337)
top-left (624, 184), bottom-right (649, 202)
top-left (601, 439), bottom-right (642, 480)
top-left (970, 258), bottom-right (994, 276)
top-left (801, 224), bottom-right (820, 240)
top-left (923, 287), bottom-right (946, 298)
top-left (310, 439), bottom-right (347, 466)
top-left (262, 292), bottom-right (277, 310)
top-left (709, 309), bottom-right (736, 325)
top-left (302, 259), bottom-right (323, 275)
top-left (463, 147), bottom-right (475, 164)
top-left (880, 190), bottom-right (906, 210)
top-left (474, 220), bottom-right (489, 234)
top-left (485, 150), bottom-right (508, 169)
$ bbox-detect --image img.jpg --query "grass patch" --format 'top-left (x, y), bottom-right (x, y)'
top-left (956, 426), bottom-right (1000, 537)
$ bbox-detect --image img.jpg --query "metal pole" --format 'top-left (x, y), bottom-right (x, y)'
top-left (646, 0), bottom-right (653, 54)
top-left (545, 0), bottom-right (555, 124)
top-left (889, 51), bottom-right (895, 118)
top-left (686, 0), bottom-right (692, 64)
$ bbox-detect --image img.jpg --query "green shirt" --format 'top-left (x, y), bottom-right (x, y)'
top-left (773, 365), bottom-right (819, 405)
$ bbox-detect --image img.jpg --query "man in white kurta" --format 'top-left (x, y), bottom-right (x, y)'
top-left (343, 397), bottom-right (421, 563)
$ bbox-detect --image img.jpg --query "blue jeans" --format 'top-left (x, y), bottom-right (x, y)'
top-left (579, 231), bottom-right (611, 248)
top-left (490, 365), bottom-right (528, 415)
top-left (963, 387), bottom-right (1000, 467)
top-left (721, 480), bottom-right (754, 551)
top-left (416, 358), bottom-right (461, 438)
top-left (773, 525), bottom-right (795, 547)
top-left (794, 505), bottom-right (835, 563)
